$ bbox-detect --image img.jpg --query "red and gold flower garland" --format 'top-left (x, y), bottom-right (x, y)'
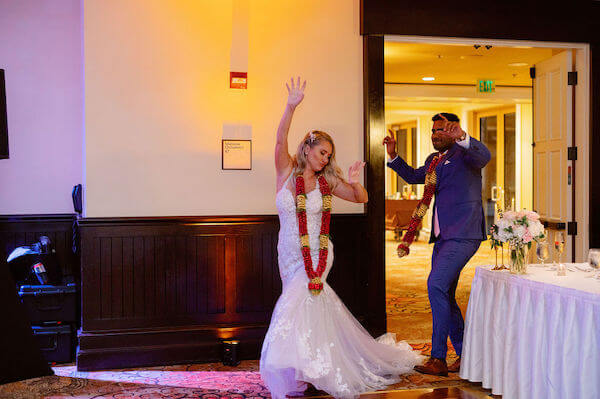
top-left (397, 153), bottom-right (444, 258)
top-left (296, 174), bottom-right (331, 296)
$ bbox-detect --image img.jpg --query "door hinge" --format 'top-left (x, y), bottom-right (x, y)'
top-left (568, 146), bottom-right (578, 161)
top-left (530, 67), bottom-right (536, 79)
top-left (568, 71), bottom-right (578, 86)
top-left (567, 221), bottom-right (578, 236)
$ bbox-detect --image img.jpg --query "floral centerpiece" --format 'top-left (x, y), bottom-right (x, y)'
top-left (490, 210), bottom-right (546, 274)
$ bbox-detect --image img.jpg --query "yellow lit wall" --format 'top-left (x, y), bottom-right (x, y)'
top-left (84, 0), bottom-right (363, 216)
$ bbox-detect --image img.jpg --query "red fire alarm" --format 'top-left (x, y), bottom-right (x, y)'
top-left (230, 72), bottom-right (247, 89)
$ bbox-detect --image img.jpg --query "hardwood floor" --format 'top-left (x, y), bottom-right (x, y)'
top-left (303, 386), bottom-right (498, 398)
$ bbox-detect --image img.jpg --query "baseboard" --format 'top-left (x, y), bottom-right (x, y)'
top-left (77, 324), bottom-right (267, 371)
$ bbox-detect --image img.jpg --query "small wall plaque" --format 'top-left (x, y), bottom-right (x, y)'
top-left (222, 139), bottom-right (251, 170)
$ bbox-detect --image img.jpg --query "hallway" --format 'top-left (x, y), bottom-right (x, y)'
top-left (386, 232), bottom-right (497, 341)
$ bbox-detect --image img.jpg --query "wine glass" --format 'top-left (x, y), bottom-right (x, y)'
top-left (588, 249), bottom-right (600, 269)
top-left (588, 248), bottom-right (600, 279)
top-left (536, 240), bottom-right (549, 267)
top-left (554, 232), bottom-right (566, 276)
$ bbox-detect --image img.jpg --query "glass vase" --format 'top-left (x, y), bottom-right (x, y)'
top-left (509, 244), bottom-right (528, 275)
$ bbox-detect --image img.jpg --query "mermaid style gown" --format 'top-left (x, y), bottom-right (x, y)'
top-left (260, 175), bottom-right (423, 398)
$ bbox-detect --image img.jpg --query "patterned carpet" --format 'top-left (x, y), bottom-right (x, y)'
top-left (386, 232), bottom-right (497, 341)
top-left (0, 233), bottom-right (497, 398)
top-left (0, 343), bottom-right (477, 399)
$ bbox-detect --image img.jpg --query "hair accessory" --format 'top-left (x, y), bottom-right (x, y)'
top-left (309, 132), bottom-right (316, 143)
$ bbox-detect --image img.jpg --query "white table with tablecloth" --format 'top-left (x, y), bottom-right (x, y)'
top-left (460, 264), bottom-right (600, 398)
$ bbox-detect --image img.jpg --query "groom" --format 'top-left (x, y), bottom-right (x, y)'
top-left (383, 113), bottom-right (490, 376)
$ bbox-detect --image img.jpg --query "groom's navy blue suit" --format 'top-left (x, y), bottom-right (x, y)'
top-left (388, 136), bottom-right (490, 360)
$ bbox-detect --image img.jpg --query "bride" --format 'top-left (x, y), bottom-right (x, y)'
top-left (259, 77), bottom-right (423, 398)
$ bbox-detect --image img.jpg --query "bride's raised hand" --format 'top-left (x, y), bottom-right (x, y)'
top-left (348, 161), bottom-right (366, 184)
top-left (286, 76), bottom-right (306, 108)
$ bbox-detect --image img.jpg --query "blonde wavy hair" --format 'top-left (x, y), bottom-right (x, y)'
top-left (292, 130), bottom-right (345, 191)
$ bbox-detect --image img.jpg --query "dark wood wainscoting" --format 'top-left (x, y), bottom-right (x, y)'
top-left (78, 214), bottom-right (368, 371)
top-left (0, 214), bottom-right (79, 281)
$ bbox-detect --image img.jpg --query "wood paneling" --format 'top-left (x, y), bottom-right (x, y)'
top-left (363, 35), bottom-right (387, 337)
top-left (590, 46), bottom-right (600, 247)
top-left (360, 1), bottom-right (597, 42)
top-left (77, 214), bottom-right (367, 370)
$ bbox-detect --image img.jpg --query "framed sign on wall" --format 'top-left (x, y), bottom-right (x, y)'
top-left (222, 139), bottom-right (251, 170)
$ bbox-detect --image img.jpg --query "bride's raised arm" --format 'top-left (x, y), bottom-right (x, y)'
top-left (275, 77), bottom-right (306, 187)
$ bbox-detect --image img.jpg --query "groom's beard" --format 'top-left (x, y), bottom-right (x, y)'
top-left (433, 143), bottom-right (452, 152)
top-left (432, 138), bottom-right (453, 152)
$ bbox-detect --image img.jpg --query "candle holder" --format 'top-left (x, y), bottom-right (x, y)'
top-left (223, 340), bottom-right (240, 366)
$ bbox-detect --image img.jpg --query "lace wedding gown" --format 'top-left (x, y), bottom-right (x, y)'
top-left (260, 175), bottom-right (423, 399)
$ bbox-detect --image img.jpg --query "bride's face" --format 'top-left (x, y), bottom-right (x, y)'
top-left (306, 141), bottom-right (333, 172)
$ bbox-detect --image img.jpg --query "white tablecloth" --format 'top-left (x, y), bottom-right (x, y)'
top-left (460, 265), bottom-right (600, 398)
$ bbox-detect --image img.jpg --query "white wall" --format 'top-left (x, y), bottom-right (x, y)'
top-left (0, 1), bottom-right (83, 214)
top-left (84, 0), bottom-right (363, 217)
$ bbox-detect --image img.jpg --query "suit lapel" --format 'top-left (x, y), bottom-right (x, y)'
top-left (436, 144), bottom-right (458, 180)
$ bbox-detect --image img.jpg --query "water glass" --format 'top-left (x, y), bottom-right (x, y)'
top-left (536, 240), bottom-right (549, 266)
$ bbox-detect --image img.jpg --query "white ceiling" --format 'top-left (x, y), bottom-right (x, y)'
top-left (385, 42), bottom-right (562, 86)
top-left (384, 42), bottom-right (562, 124)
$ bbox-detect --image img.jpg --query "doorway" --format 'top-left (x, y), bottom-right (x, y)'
top-left (382, 37), bottom-right (590, 339)
top-left (476, 106), bottom-right (519, 226)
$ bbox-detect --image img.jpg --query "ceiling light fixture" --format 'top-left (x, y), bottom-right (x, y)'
top-left (422, 77), bottom-right (435, 81)
top-left (508, 62), bottom-right (529, 67)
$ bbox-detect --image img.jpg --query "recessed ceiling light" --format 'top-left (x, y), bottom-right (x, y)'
top-left (508, 62), bottom-right (528, 67)
top-left (422, 77), bottom-right (435, 81)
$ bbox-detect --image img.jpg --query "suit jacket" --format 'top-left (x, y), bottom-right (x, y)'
top-left (387, 137), bottom-right (491, 243)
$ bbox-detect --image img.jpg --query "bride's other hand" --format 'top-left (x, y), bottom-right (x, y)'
top-left (330, 161), bottom-right (368, 203)
top-left (286, 76), bottom-right (306, 108)
top-left (348, 161), bottom-right (366, 184)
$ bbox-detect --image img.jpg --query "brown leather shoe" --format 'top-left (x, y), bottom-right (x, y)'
top-left (414, 357), bottom-right (448, 377)
top-left (303, 383), bottom-right (327, 396)
top-left (447, 356), bottom-right (461, 373)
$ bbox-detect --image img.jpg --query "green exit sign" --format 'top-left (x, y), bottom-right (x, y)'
top-left (477, 80), bottom-right (495, 93)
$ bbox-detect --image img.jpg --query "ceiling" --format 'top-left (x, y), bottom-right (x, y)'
top-left (385, 42), bottom-right (563, 86)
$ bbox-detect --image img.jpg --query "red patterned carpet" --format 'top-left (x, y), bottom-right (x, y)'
top-left (0, 343), bottom-right (478, 399)
top-left (386, 233), bottom-right (497, 341)
top-left (0, 234), bottom-right (497, 398)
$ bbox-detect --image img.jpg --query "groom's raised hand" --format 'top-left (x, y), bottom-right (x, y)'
top-left (438, 114), bottom-right (466, 141)
top-left (383, 129), bottom-right (398, 159)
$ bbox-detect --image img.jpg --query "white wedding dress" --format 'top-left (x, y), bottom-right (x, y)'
top-left (260, 174), bottom-right (423, 399)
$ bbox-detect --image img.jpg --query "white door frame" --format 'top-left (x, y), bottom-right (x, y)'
top-left (384, 35), bottom-right (590, 261)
